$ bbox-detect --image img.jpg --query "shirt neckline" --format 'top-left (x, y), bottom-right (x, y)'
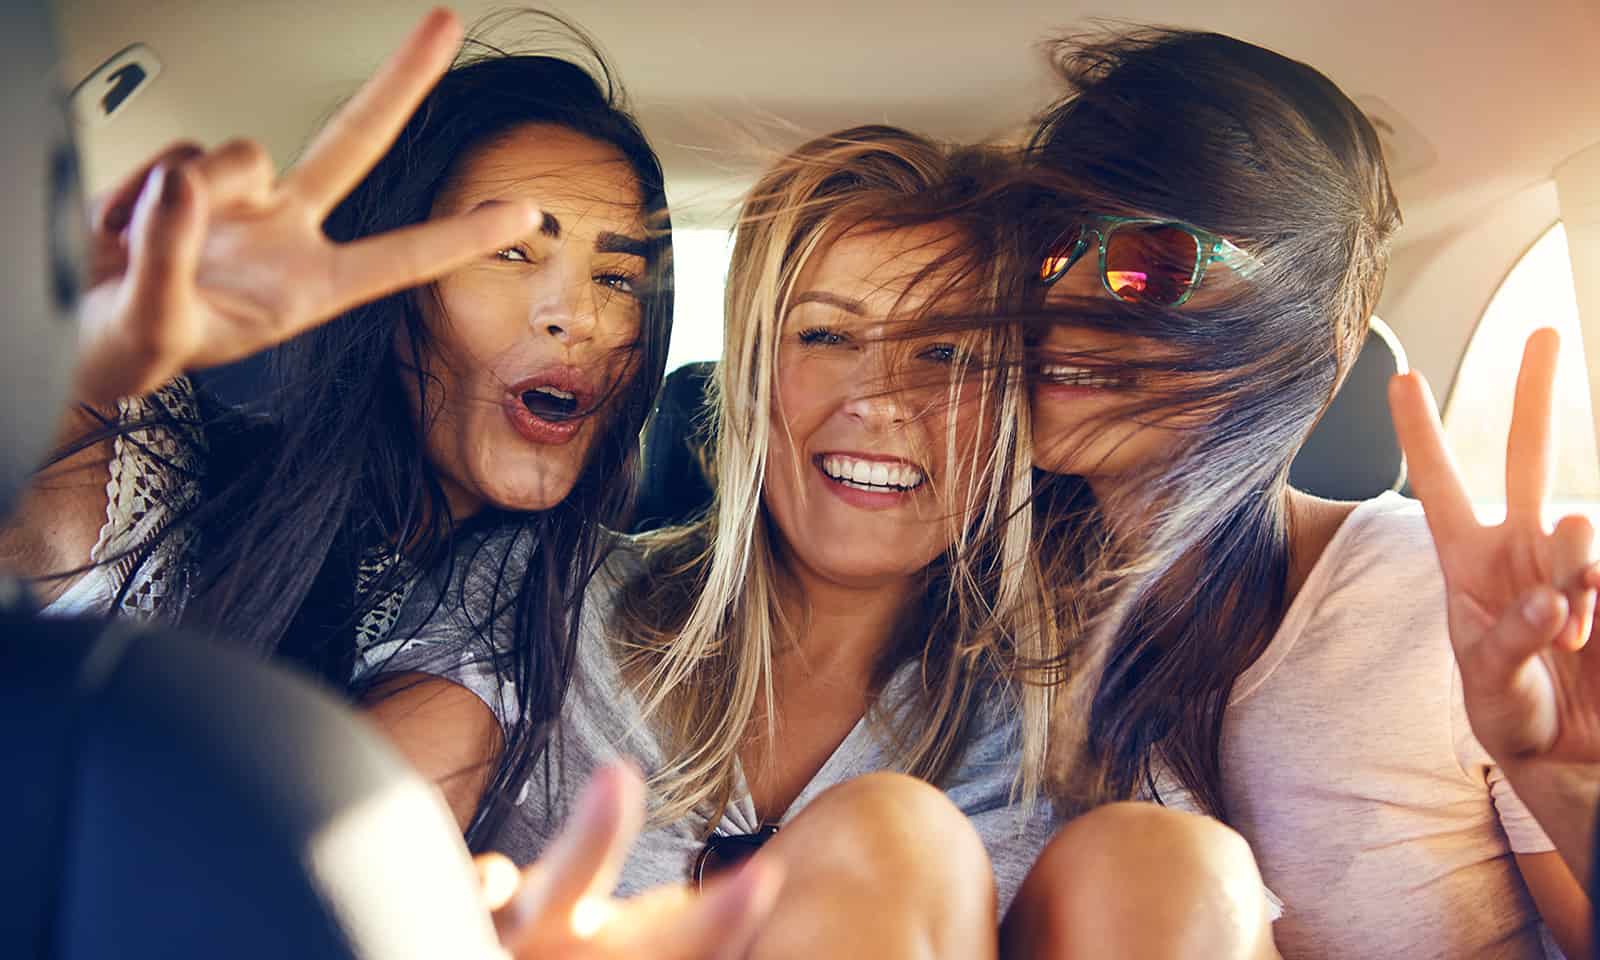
top-left (1228, 492), bottom-right (1404, 705)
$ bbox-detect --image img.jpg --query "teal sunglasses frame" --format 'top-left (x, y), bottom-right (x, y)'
top-left (1040, 215), bottom-right (1260, 307)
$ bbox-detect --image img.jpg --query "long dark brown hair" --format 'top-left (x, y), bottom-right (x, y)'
top-left (1024, 28), bottom-right (1401, 819)
top-left (41, 15), bottom-right (674, 848)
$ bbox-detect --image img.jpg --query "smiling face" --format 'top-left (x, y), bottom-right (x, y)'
top-left (408, 124), bottom-right (650, 517)
top-left (1030, 231), bottom-right (1242, 485)
top-left (763, 223), bottom-right (990, 589)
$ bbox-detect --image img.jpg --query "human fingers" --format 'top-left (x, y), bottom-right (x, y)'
top-left (1505, 329), bottom-right (1560, 528)
top-left (319, 200), bottom-right (541, 318)
top-left (91, 141), bottom-right (205, 236)
top-left (284, 7), bottom-right (462, 212)
top-left (1389, 371), bottom-right (1478, 547)
top-left (651, 859), bottom-right (784, 960)
top-left (1549, 514), bottom-right (1598, 652)
top-left (75, 162), bottom-right (209, 405)
top-left (1461, 586), bottom-right (1568, 698)
top-left (499, 763), bottom-right (645, 951)
top-left (187, 138), bottom-right (277, 210)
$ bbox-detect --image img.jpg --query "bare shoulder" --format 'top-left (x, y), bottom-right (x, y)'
top-left (0, 406), bottom-right (115, 600)
top-left (362, 672), bottom-right (503, 829)
top-left (1285, 491), bottom-right (1363, 601)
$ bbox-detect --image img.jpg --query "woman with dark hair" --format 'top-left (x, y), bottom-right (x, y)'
top-left (1005, 27), bottom-right (1594, 958)
top-left (2, 8), bottom-right (670, 850)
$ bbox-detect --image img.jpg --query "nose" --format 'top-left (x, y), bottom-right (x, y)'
top-left (526, 253), bottom-right (599, 345)
top-left (839, 347), bottom-right (909, 429)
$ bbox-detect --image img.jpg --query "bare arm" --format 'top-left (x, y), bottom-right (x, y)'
top-left (362, 672), bottom-right (503, 830)
top-left (1515, 850), bottom-right (1593, 960)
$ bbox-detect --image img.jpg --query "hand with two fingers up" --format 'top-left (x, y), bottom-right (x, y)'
top-left (72, 8), bottom-right (543, 408)
top-left (1390, 326), bottom-right (1600, 881)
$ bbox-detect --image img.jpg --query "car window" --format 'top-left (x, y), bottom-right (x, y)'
top-left (1442, 222), bottom-right (1596, 520)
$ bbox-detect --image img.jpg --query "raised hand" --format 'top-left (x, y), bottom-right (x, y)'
top-left (72, 8), bottom-right (541, 406)
top-left (1389, 327), bottom-right (1600, 765)
top-left (477, 764), bottom-right (783, 959)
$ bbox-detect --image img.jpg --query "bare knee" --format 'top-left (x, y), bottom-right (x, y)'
top-left (756, 773), bottom-right (997, 959)
top-left (1004, 802), bottom-right (1276, 960)
top-left (776, 772), bottom-right (991, 898)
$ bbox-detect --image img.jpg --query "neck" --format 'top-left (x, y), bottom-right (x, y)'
top-left (774, 548), bottom-right (918, 685)
top-left (435, 473), bottom-right (484, 527)
top-left (1087, 470), bottom-right (1347, 606)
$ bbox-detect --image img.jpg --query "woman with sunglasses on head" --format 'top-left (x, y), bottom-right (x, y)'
top-left (1005, 27), bottom-right (1593, 959)
top-left (367, 124), bottom-right (1070, 957)
top-left (1, 8), bottom-right (673, 851)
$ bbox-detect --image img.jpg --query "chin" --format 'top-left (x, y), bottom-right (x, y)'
top-left (806, 542), bottom-right (927, 585)
top-left (470, 450), bottom-right (583, 513)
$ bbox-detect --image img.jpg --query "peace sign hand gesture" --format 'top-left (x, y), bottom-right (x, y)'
top-left (1391, 327), bottom-right (1600, 765)
top-left (73, 8), bottom-right (541, 406)
top-left (1390, 327), bottom-right (1600, 878)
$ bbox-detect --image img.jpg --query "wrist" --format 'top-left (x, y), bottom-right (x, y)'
top-left (1497, 758), bottom-right (1600, 885)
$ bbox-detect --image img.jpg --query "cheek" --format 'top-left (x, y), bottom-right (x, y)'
top-left (770, 354), bottom-right (840, 449)
top-left (597, 295), bottom-right (643, 347)
top-left (427, 271), bottom-right (528, 367)
top-left (925, 393), bottom-right (992, 500)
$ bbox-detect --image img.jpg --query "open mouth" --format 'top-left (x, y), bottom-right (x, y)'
top-left (502, 369), bottom-right (597, 446)
top-left (1037, 362), bottom-right (1123, 388)
top-left (520, 385), bottom-right (581, 421)
top-left (817, 454), bottom-right (927, 493)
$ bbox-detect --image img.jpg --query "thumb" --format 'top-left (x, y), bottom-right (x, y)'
top-left (1460, 587), bottom-right (1568, 690)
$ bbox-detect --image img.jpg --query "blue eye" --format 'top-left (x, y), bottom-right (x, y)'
top-left (798, 327), bottom-right (846, 346)
top-left (920, 343), bottom-right (964, 364)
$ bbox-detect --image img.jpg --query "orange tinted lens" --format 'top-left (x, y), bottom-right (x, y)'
top-left (1103, 224), bottom-right (1199, 305)
top-left (1040, 230), bottom-right (1084, 283)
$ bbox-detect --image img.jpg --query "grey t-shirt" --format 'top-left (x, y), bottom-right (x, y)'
top-left (357, 532), bottom-right (1059, 912)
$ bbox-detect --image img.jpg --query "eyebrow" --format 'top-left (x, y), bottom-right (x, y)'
top-left (786, 290), bottom-right (865, 317)
top-left (596, 230), bottom-right (649, 258)
top-left (540, 213), bottom-right (562, 239)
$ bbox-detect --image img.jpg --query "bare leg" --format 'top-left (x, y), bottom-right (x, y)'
top-left (1002, 802), bottom-right (1279, 960)
top-left (748, 772), bottom-right (998, 960)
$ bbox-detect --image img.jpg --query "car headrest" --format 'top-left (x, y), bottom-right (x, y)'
top-left (1288, 317), bottom-right (1408, 501)
top-left (0, 609), bottom-right (499, 959)
top-left (633, 361), bottom-right (717, 532)
top-left (634, 319), bottom-right (1408, 530)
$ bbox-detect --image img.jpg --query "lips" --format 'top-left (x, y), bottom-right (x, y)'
top-left (502, 366), bottom-right (598, 446)
top-left (812, 451), bottom-right (928, 509)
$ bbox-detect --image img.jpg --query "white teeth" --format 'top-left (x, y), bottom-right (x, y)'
top-left (819, 455), bottom-right (926, 492)
top-left (535, 386), bottom-right (577, 401)
top-left (1039, 363), bottom-right (1119, 388)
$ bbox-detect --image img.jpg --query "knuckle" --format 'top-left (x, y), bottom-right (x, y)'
top-left (213, 138), bottom-right (275, 180)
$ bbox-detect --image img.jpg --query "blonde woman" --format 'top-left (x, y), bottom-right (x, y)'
top-left (365, 126), bottom-right (1066, 956)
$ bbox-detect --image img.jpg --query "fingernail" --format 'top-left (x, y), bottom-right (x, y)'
top-left (1524, 590), bottom-right (1557, 624)
top-left (159, 165), bottom-right (184, 208)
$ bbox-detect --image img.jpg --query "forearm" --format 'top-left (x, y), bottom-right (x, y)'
top-left (1501, 759), bottom-right (1600, 888)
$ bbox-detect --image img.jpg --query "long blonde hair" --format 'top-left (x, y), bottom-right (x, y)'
top-left (613, 125), bottom-right (1053, 824)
